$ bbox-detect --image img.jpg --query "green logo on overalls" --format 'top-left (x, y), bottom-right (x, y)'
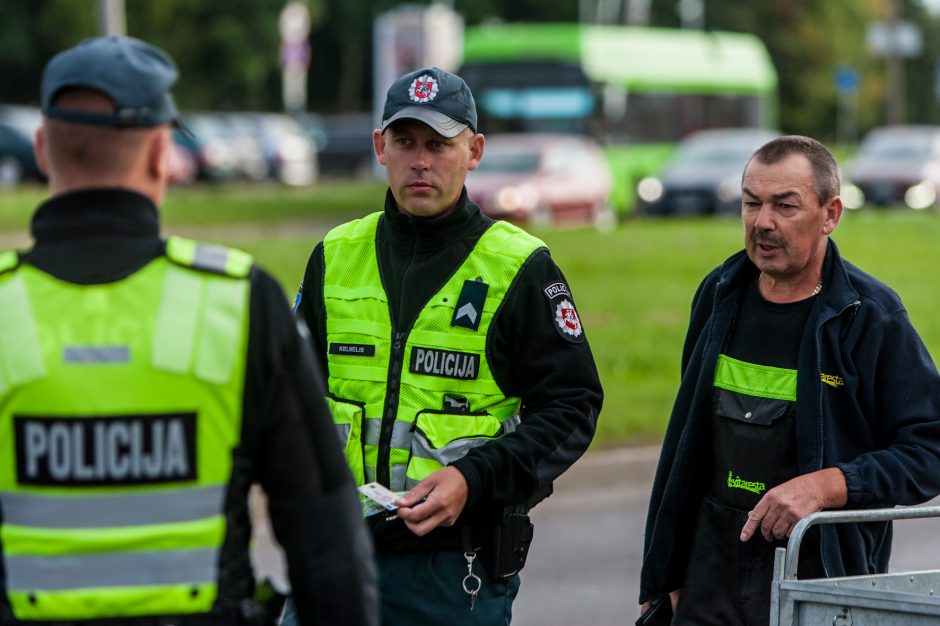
top-left (727, 471), bottom-right (766, 495)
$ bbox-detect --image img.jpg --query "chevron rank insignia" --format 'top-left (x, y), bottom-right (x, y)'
top-left (451, 279), bottom-right (489, 331)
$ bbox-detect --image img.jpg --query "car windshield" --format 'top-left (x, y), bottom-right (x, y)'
top-left (476, 150), bottom-right (541, 173)
top-left (858, 134), bottom-right (932, 160)
top-left (672, 140), bottom-right (758, 167)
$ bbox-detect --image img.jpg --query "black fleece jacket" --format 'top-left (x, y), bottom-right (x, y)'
top-left (640, 239), bottom-right (940, 603)
top-left (296, 188), bottom-right (603, 550)
top-left (5, 188), bottom-right (378, 626)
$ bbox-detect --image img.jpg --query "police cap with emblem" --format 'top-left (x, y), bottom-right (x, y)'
top-left (41, 36), bottom-right (182, 129)
top-left (381, 66), bottom-right (477, 138)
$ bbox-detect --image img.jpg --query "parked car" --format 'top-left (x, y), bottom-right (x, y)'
top-left (176, 112), bottom-right (267, 182)
top-left (0, 105), bottom-right (43, 187)
top-left (841, 125), bottom-right (940, 210)
top-left (295, 112), bottom-right (375, 177)
top-left (466, 133), bottom-right (613, 226)
top-left (636, 127), bottom-right (780, 216)
top-left (227, 112), bottom-right (318, 186)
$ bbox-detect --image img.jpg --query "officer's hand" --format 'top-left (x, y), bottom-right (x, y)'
top-left (639, 589), bottom-right (681, 616)
top-left (740, 468), bottom-right (848, 542)
top-left (395, 466), bottom-right (469, 537)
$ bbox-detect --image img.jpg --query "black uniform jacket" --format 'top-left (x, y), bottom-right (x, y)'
top-left (4, 188), bottom-right (378, 626)
top-left (296, 188), bottom-right (603, 551)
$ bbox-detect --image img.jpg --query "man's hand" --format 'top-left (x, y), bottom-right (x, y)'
top-left (740, 468), bottom-right (847, 542)
top-left (639, 589), bottom-right (682, 616)
top-left (395, 466), bottom-right (469, 537)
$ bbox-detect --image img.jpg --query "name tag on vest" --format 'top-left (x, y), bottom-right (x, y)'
top-left (14, 413), bottom-right (198, 486)
top-left (410, 347), bottom-right (480, 380)
top-left (329, 343), bottom-right (376, 357)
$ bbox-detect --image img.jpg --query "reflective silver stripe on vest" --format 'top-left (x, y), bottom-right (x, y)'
top-left (363, 417), bottom-right (411, 450)
top-left (0, 485), bottom-right (225, 529)
top-left (409, 414), bottom-right (521, 469)
top-left (63, 346), bottom-right (130, 364)
top-left (193, 244), bottom-right (229, 273)
top-left (335, 423), bottom-right (352, 448)
top-left (390, 464), bottom-right (408, 492)
top-left (365, 466), bottom-right (377, 483)
top-left (5, 547), bottom-right (217, 591)
top-left (410, 431), bottom-right (491, 467)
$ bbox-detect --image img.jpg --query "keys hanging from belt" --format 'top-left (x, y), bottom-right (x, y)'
top-left (462, 550), bottom-right (482, 611)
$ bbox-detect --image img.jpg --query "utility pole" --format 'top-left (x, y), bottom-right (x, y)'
top-left (678, 0), bottom-right (705, 29)
top-left (884, 0), bottom-right (905, 124)
top-left (97, 0), bottom-right (126, 36)
top-left (625, 0), bottom-right (651, 25)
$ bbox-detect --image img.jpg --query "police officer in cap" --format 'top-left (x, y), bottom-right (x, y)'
top-left (0, 36), bottom-right (377, 625)
top-left (292, 67), bottom-right (603, 624)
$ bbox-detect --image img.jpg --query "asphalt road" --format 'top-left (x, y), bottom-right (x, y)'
top-left (251, 445), bottom-right (940, 626)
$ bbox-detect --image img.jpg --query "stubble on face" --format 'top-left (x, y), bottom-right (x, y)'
top-left (376, 121), bottom-right (482, 219)
top-left (741, 154), bottom-right (829, 282)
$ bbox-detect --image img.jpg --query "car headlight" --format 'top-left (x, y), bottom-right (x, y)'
top-left (279, 136), bottom-right (310, 161)
top-left (636, 177), bottom-right (663, 203)
top-left (840, 183), bottom-right (865, 210)
top-left (716, 176), bottom-right (741, 204)
top-left (904, 181), bottom-right (936, 210)
top-left (496, 185), bottom-right (539, 212)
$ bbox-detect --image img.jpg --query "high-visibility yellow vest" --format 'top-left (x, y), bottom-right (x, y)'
top-left (0, 237), bottom-right (252, 621)
top-left (322, 212), bottom-right (545, 491)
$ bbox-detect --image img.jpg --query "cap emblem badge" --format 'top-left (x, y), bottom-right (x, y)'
top-left (409, 75), bottom-right (439, 103)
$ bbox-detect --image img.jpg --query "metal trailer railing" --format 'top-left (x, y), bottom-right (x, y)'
top-left (770, 506), bottom-right (940, 626)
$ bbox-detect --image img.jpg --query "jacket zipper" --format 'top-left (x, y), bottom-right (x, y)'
top-left (814, 298), bottom-right (860, 578)
top-left (376, 223), bottom-right (419, 487)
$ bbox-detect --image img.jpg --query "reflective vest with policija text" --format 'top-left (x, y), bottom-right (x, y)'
top-left (323, 212), bottom-right (545, 491)
top-left (0, 237), bottom-right (252, 621)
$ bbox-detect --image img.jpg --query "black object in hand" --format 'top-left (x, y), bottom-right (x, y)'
top-left (635, 595), bottom-right (673, 626)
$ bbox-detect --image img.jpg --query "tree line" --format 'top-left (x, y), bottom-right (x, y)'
top-left (2, 0), bottom-right (939, 142)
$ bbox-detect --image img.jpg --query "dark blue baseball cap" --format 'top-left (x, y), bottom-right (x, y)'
top-left (41, 36), bottom-right (181, 128)
top-left (381, 67), bottom-right (477, 138)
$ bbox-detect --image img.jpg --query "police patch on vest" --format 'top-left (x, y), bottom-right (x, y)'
top-left (410, 347), bottom-right (480, 380)
top-left (14, 413), bottom-right (197, 486)
top-left (329, 342), bottom-right (377, 357)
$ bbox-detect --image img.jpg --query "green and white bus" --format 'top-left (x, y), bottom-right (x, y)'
top-left (460, 23), bottom-right (778, 213)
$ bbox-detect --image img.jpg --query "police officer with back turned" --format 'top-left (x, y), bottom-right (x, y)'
top-left (293, 67), bottom-right (603, 625)
top-left (0, 36), bottom-right (377, 625)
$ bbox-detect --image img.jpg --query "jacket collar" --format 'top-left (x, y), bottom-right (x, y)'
top-left (31, 188), bottom-right (161, 245)
top-left (717, 239), bottom-right (860, 312)
top-left (380, 187), bottom-right (488, 252)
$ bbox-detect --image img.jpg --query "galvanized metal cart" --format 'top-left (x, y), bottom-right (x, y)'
top-left (770, 506), bottom-right (940, 625)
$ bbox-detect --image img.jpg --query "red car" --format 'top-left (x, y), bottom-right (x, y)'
top-left (466, 133), bottom-right (613, 226)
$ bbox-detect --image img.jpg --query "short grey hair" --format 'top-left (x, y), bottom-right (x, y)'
top-left (747, 135), bottom-right (840, 204)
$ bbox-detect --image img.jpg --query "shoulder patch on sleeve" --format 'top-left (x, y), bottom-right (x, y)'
top-left (543, 281), bottom-right (584, 343)
top-left (543, 281), bottom-right (571, 300)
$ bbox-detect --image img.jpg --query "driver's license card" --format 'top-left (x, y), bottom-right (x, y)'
top-left (358, 482), bottom-right (400, 511)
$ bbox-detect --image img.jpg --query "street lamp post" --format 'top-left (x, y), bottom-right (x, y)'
top-left (97, 0), bottom-right (126, 36)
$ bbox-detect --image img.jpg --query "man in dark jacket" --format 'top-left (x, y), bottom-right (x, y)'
top-left (639, 135), bottom-right (940, 625)
top-left (0, 36), bottom-right (377, 625)
top-left (293, 67), bottom-right (603, 625)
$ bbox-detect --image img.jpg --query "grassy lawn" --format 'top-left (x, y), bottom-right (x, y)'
top-left (4, 184), bottom-right (940, 450)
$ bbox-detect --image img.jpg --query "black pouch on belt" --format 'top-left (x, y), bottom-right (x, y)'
top-left (487, 504), bottom-right (535, 579)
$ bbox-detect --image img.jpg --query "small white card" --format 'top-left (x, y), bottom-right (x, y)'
top-left (358, 482), bottom-right (400, 512)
